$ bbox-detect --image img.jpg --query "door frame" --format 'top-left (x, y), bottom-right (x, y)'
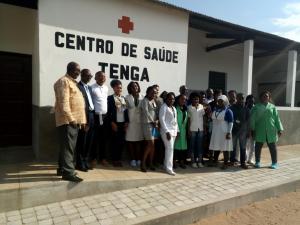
top-left (0, 50), bottom-right (32, 147)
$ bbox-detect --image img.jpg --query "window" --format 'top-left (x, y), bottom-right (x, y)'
top-left (208, 71), bottom-right (226, 92)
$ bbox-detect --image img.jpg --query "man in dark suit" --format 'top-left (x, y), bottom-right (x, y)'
top-left (75, 69), bottom-right (95, 171)
top-left (175, 85), bottom-right (188, 106)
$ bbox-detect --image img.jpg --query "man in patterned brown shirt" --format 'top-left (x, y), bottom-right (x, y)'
top-left (54, 62), bottom-right (86, 182)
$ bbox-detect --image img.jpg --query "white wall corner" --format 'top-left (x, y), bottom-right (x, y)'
top-left (242, 40), bottom-right (254, 95)
top-left (286, 50), bottom-right (297, 107)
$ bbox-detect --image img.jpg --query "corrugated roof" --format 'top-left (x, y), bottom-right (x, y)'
top-left (151, 0), bottom-right (300, 49)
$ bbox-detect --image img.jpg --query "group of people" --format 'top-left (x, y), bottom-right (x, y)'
top-left (54, 62), bottom-right (284, 182)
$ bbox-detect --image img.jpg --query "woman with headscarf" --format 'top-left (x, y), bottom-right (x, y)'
top-left (209, 95), bottom-right (234, 169)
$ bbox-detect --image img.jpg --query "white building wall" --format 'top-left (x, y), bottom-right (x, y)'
top-left (0, 3), bottom-right (36, 55)
top-left (0, 3), bottom-right (39, 105)
top-left (38, 0), bottom-right (189, 106)
top-left (186, 28), bottom-right (244, 92)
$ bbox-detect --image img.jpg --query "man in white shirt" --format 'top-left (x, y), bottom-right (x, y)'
top-left (90, 71), bottom-right (109, 167)
top-left (206, 88), bottom-right (214, 104)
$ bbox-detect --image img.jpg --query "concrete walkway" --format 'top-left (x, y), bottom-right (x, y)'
top-left (0, 145), bottom-right (300, 225)
top-left (1, 144), bottom-right (299, 191)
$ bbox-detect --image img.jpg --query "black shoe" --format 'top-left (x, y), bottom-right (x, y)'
top-left (59, 169), bottom-right (78, 176)
top-left (220, 164), bottom-right (228, 170)
top-left (240, 164), bottom-right (249, 169)
top-left (62, 175), bottom-right (83, 182)
top-left (208, 161), bottom-right (218, 167)
top-left (179, 164), bottom-right (187, 169)
top-left (149, 165), bottom-right (156, 171)
top-left (173, 162), bottom-right (178, 169)
top-left (85, 163), bottom-right (93, 170)
top-left (56, 168), bottom-right (63, 176)
top-left (140, 163), bottom-right (147, 172)
top-left (141, 167), bottom-right (147, 172)
top-left (75, 166), bottom-right (88, 172)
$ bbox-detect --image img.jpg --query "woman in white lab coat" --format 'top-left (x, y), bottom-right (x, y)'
top-left (209, 95), bottom-right (234, 169)
top-left (159, 92), bottom-right (179, 175)
top-left (125, 81), bottom-right (144, 167)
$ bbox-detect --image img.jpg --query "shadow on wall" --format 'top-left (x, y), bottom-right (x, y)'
top-left (33, 105), bottom-right (59, 161)
top-left (0, 146), bottom-right (35, 164)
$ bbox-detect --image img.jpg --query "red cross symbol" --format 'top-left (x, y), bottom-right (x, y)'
top-left (118, 16), bottom-right (134, 34)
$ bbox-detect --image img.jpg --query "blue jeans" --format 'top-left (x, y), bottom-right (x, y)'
top-left (189, 131), bottom-right (204, 163)
top-left (231, 132), bottom-right (247, 164)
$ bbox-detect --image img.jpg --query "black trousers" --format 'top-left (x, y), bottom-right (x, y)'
top-left (174, 150), bottom-right (187, 162)
top-left (255, 142), bottom-right (277, 164)
top-left (75, 111), bottom-right (94, 168)
top-left (90, 114), bottom-right (108, 161)
top-left (154, 138), bottom-right (165, 164)
top-left (57, 124), bottom-right (79, 176)
top-left (213, 151), bottom-right (230, 163)
top-left (111, 122), bottom-right (125, 161)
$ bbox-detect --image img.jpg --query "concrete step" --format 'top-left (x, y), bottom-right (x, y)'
top-left (1, 158), bottom-right (300, 225)
top-left (0, 176), bottom-right (179, 213)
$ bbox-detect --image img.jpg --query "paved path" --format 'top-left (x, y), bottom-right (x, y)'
top-left (1, 144), bottom-right (299, 192)
top-left (1, 157), bottom-right (300, 225)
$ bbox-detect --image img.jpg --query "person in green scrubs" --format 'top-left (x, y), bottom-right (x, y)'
top-left (250, 91), bottom-right (283, 169)
top-left (174, 94), bottom-right (188, 169)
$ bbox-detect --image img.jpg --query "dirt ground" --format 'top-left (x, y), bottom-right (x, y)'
top-left (190, 190), bottom-right (300, 225)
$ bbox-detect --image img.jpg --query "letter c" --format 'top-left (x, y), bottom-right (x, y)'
top-left (55, 32), bottom-right (64, 48)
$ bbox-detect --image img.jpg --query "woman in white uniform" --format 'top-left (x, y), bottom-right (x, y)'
top-left (159, 92), bottom-right (179, 175)
top-left (209, 95), bottom-right (234, 169)
top-left (125, 82), bottom-right (144, 167)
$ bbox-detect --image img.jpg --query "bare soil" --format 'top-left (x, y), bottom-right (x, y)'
top-left (190, 190), bottom-right (300, 225)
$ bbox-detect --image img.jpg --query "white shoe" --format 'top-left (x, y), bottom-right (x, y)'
top-left (130, 160), bottom-right (137, 167)
top-left (166, 170), bottom-right (176, 176)
top-left (247, 160), bottom-right (255, 165)
top-left (192, 163), bottom-right (198, 168)
top-left (136, 160), bottom-right (141, 167)
top-left (197, 163), bottom-right (204, 168)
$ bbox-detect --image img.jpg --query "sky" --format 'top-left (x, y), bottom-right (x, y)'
top-left (162, 0), bottom-right (300, 42)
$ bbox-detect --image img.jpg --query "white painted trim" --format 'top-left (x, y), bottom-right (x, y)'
top-left (277, 107), bottom-right (300, 111)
